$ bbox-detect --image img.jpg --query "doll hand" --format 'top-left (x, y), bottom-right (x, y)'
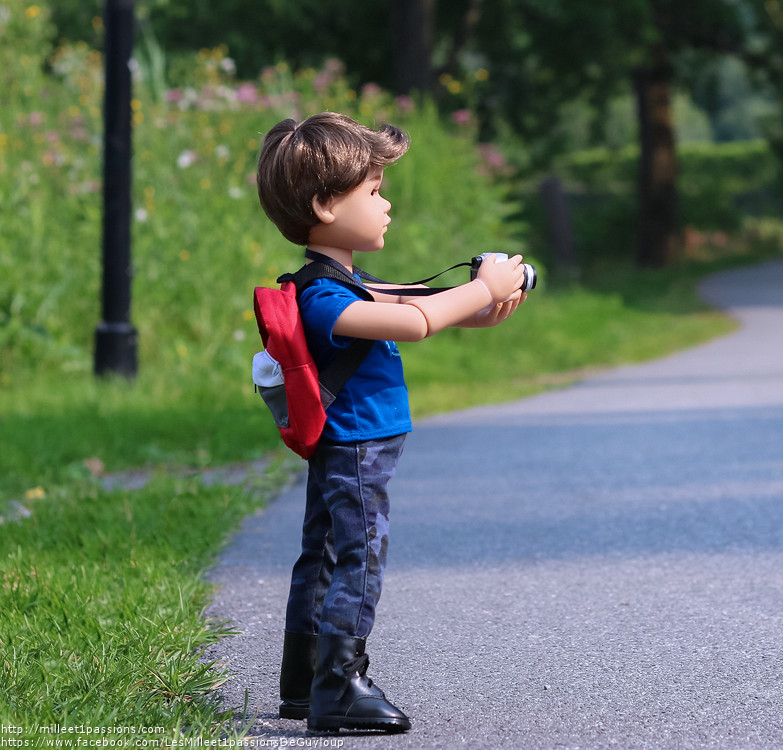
top-left (476, 254), bottom-right (526, 303)
top-left (474, 290), bottom-right (525, 327)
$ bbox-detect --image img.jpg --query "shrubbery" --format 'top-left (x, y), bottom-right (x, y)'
top-left (0, 41), bottom-right (521, 389)
top-left (0, 0), bottom-right (55, 97)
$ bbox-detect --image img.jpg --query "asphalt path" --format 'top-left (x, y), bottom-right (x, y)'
top-left (204, 259), bottom-right (783, 749)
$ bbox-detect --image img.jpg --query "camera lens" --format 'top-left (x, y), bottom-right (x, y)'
top-left (521, 263), bottom-right (537, 291)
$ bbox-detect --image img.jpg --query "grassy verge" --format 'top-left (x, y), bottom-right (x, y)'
top-left (0, 458), bottom-right (294, 738)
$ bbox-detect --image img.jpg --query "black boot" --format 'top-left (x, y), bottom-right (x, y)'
top-left (307, 634), bottom-right (410, 733)
top-left (279, 631), bottom-right (318, 719)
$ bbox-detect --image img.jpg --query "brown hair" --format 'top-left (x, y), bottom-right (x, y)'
top-left (256, 112), bottom-right (410, 245)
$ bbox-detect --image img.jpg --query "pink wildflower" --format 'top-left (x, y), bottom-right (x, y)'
top-left (395, 96), bottom-right (415, 113)
top-left (323, 58), bottom-right (345, 76)
top-left (684, 227), bottom-right (703, 252)
top-left (361, 82), bottom-right (382, 98)
top-left (235, 83), bottom-right (258, 103)
top-left (313, 72), bottom-right (331, 94)
top-left (477, 143), bottom-right (507, 169)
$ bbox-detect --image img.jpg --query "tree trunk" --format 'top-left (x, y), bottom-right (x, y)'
top-left (389, 0), bottom-right (436, 94)
top-left (442, 0), bottom-right (483, 76)
top-left (632, 47), bottom-right (678, 267)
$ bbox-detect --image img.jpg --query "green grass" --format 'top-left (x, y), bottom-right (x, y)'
top-left (0, 379), bottom-right (275, 498)
top-left (0, 461), bottom-right (294, 737)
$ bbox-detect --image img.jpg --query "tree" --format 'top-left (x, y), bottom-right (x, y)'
top-left (724, 0), bottom-right (783, 177)
top-left (389, 0), bottom-right (436, 93)
top-left (633, 50), bottom-right (677, 267)
top-left (449, 0), bottom-right (745, 266)
top-left (631, 0), bottom-right (745, 265)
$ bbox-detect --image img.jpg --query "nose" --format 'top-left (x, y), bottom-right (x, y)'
top-left (382, 196), bottom-right (391, 212)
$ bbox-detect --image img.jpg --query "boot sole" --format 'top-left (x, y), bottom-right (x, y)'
top-left (279, 702), bottom-right (309, 720)
top-left (308, 715), bottom-right (410, 733)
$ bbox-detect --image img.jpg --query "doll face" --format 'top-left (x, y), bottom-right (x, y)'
top-left (310, 167), bottom-right (392, 253)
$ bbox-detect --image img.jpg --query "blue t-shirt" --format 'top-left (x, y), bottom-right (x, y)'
top-left (298, 275), bottom-right (412, 443)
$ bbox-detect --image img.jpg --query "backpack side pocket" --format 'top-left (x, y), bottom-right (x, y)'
top-left (256, 383), bottom-right (289, 428)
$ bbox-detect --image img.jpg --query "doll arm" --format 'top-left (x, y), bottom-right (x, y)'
top-left (366, 284), bottom-right (525, 328)
top-left (334, 255), bottom-right (525, 342)
top-left (364, 283), bottom-right (430, 304)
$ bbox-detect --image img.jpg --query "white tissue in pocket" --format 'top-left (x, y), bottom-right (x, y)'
top-left (252, 350), bottom-right (284, 387)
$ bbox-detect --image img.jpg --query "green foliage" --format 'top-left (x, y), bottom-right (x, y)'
top-left (524, 139), bottom-right (782, 264)
top-left (0, 40), bottom-right (105, 379)
top-left (678, 141), bottom-right (782, 225)
top-left (0, 0), bottom-right (55, 101)
top-left (47, 0), bottom-right (101, 45)
top-left (0, 45), bottom-right (518, 378)
top-left (554, 139), bottom-right (777, 198)
top-left (70, 0), bottom-right (391, 88)
top-left (38, 0), bottom-right (783, 200)
top-left (686, 56), bottom-right (779, 143)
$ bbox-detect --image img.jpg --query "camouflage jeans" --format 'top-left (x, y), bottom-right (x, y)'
top-left (285, 434), bottom-right (406, 638)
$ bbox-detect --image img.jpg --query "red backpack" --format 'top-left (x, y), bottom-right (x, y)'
top-left (252, 258), bottom-right (374, 459)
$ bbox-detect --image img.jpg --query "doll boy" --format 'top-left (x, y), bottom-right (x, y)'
top-left (256, 111), bottom-right (526, 733)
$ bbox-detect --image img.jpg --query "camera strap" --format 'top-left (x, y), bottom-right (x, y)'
top-left (304, 249), bottom-right (469, 297)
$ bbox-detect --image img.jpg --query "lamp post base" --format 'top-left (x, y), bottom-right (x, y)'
top-left (94, 321), bottom-right (137, 378)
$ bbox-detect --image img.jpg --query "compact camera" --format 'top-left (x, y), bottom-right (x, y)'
top-left (470, 252), bottom-right (537, 292)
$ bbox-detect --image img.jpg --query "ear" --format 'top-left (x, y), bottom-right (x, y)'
top-left (311, 195), bottom-right (336, 224)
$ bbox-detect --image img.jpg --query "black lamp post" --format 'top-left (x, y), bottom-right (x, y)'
top-left (94, 0), bottom-right (138, 378)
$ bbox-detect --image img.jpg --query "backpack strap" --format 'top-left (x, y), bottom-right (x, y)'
top-left (277, 256), bottom-right (375, 408)
top-left (274, 249), bottom-right (473, 404)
